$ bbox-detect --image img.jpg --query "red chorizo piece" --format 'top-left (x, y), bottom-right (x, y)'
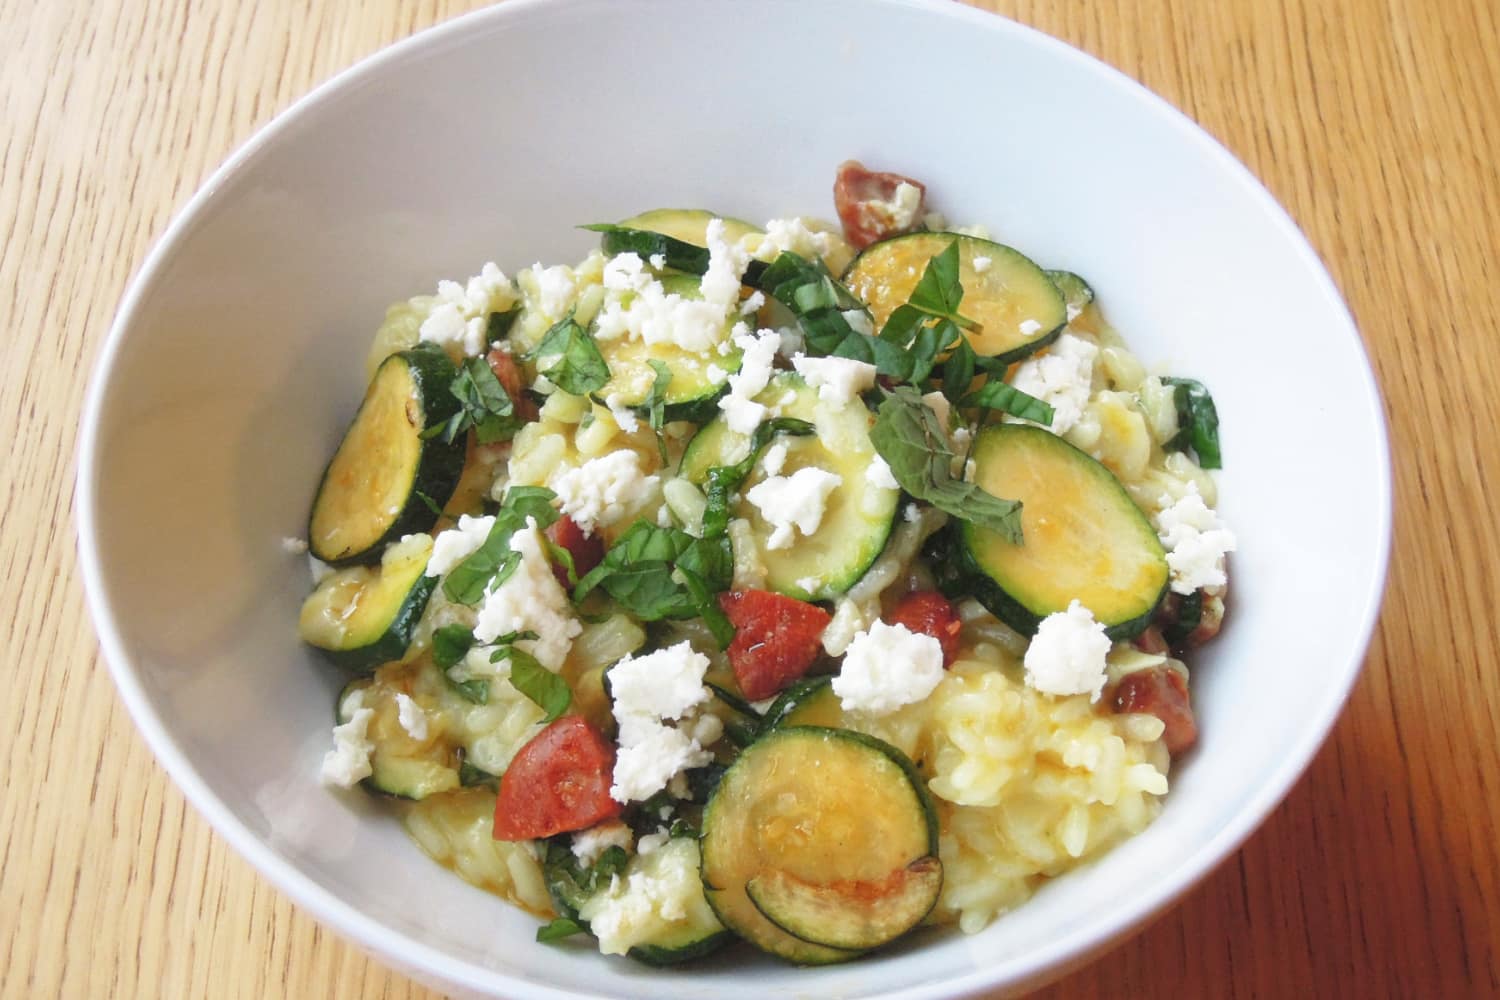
top-left (718, 589), bottom-right (832, 701)
top-left (1110, 666), bottom-right (1198, 756)
top-left (833, 160), bottom-right (927, 250)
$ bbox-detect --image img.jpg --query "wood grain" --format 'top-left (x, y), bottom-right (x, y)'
top-left (2, 0), bottom-right (1496, 996)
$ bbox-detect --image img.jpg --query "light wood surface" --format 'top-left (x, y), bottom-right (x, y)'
top-left (3, 0), bottom-right (1497, 996)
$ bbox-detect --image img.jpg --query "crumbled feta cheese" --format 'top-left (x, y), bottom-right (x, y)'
top-left (280, 536), bottom-right (308, 555)
top-left (841, 309), bottom-right (875, 337)
top-left (531, 263), bottom-right (579, 319)
top-left (700, 219), bottom-right (752, 310)
top-left (609, 642), bottom-right (712, 721)
top-left (791, 354), bottom-right (878, 406)
top-left (419, 262), bottom-right (517, 356)
top-left (579, 861), bottom-right (691, 955)
top-left (1154, 482), bottom-right (1236, 594)
top-left (971, 256), bottom-right (993, 274)
top-left (795, 575), bottom-right (821, 592)
top-left (717, 327), bottom-right (782, 434)
top-left (904, 502), bottom-right (922, 523)
top-left (320, 689), bottom-right (374, 787)
top-left (1007, 332), bottom-right (1098, 435)
top-left (602, 393), bottom-right (641, 434)
top-left (863, 182), bottom-right (923, 233)
top-left (594, 254), bottom-right (734, 353)
top-left (704, 363), bottom-right (729, 385)
top-left (921, 390), bottom-right (952, 429)
top-left (611, 715), bottom-right (714, 804)
top-left (1023, 600), bottom-right (1111, 701)
top-left (395, 693), bottom-right (429, 742)
top-left (636, 829), bottom-right (672, 857)
top-left (473, 517), bottom-right (581, 669)
top-left (648, 253), bottom-right (666, 270)
top-left (761, 441), bottom-right (788, 476)
top-left (748, 217), bottom-right (835, 262)
top-left (865, 454), bottom-right (899, 490)
top-left (687, 712), bottom-right (723, 747)
top-left (739, 290), bottom-right (766, 316)
top-left (1019, 318), bottom-right (1042, 336)
top-left (951, 424), bottom-right (972, 452)
top-left (571, 819), bottom-right (634, 866)
top-left (745, 467), bottom-right (842, 549)
top-left (550, 451), bottom-right (660, 536)
top-left (425, 514), bottom-right (496, 577)
top-left (832, 620), bottom-right (945, 716)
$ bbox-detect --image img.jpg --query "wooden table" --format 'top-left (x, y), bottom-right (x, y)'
top-left (4, 0), bottom-right (1496, 996)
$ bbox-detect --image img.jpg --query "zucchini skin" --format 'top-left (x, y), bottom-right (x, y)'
top-left (308, 344), bottom-right (465, 567)
top-left (310, 572), bottom-right (436, 673)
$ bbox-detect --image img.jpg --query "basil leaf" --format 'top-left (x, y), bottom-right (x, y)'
top-left (431, 624), bottom-right (475, 670)
top-left (444, 355), bottom-right (526, 445)
top-left (1163, 377), bottom-right (1222, 469)
top-left (961, 381), bottom-right (1055, 425)
top-left (700, 417), bottom-right (815, 538)
top-left (443, 487), bottom-right (559, 604)
top-left (458, 760), bottom-right (498, 788)
top-left (532, 317), bottom-right (610, 396)
top-left (536, 917), bottom-right (588, 944)
top-left (486, 304), bottom-right (521, 346)
top-left (496, 646), bottom-right (572, 723)
top-left (412, 489), bottom-right (444, 517)
top-left (445, 674), bottom-right (490, 705)
top-left (573, 522), bottom-right (731, 637)
top-left (870, 386), bottom-right (1024, 544)
top-left (753, 253), bottom-right (885, 365)
top-left (943, 336), bottom-right (977, 403)
top-left (583, 224), bottom-right (770, 285)
top-left (906, 240), bottom-right (979, 331)
top-left (588, 845), bottom-right (630, 890)
top-left (1162, 589), bottom-right (1205, 646)
top-left (644, 358), bottom-right (672, 463)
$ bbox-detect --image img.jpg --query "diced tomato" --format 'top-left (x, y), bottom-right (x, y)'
top-left (545, 514), bottom-right (604, 589)
top-left (718, 589), bottom-right (832, 701)
top-left (485, 346), bottom-right (538, 422)
top-left (833, 160), bottom-right (927, 249)
top-left (885, 590), bottom-right (962, 666)
top-left (493, 716), bottom-right (621, 841)
top-left (1110, 667), bottom-right (1198, 756)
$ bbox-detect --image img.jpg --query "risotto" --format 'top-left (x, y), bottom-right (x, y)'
top-left (295, 161), bottom-right (1232, 964)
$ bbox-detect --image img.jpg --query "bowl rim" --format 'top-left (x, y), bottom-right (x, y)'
top-left (75, 0), bottom-right (1392, 996)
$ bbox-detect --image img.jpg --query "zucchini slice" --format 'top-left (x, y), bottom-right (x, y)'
top-left (843, 233), bottom-right (1066, 364)
top-left (759, 676), bottom-right (844, 731)
top-left (616, 208), bottom-right (762, 249)
top-left (960, 423), bottom-right (1168, 638)
top-left (1046, 269), bottom-right (1095, 318)
top-left (336, 674), bottom-right (459, 800)
top-left (700, 726), bottom-right (941, 962)
top-left (593, 274), bottom-right (742, 423)
top-left (677, 373), bottom-right (899, 601)
top-left (574, 837), bottom-right (732, 965)
top-left (299, 533), bottom-right (437, 672)
top-left (308, 345), bottom-right (464, 566)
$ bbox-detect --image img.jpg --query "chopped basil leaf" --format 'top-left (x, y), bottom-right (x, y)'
top-left (754, 253), bottom-right (905, 371)
top-left (905, 239), bottom-right (979, 331)
top-left (532, 316), bottom-right (610, 396)
top-left (590, 845), bottom-right (630, 887)
top-left (644, 358), bottom-right (672, 463)
top-left (573, 522), bottom-right (732, 635)
top-left (1162, 589), bottom-right (1205, 646)
top-left (443, 355), bottom-right (525, 445)
top-left (706, 681), bottom-right (762, 719)
top-left (443, 486), bottom-right (559, 604)
top-left (583, 224), bottom-right (770, 285)
top-left (496, 645), bottom-right (571, 723)
top-left (700, 417), bottom-right (815, 539)
top-left (870, 386), bottom-right (1024, 544)
top-left (942, 336), bottom-right (978, 403)
top-left (544, 537), bottom-right (580, 588)
top-left (961, 381), bottom-right (1055, 425)
top-left (485, 304), bottom-right (521, 345)
top-left (1163, 377), bottom-right (1222, 469)
top-left (412, 489), bottom-right (444, 517)
top-left (445, 674), bottom-right (490, 705)
top-left (536, 917), bottom-right (588, 944)
top-left (458, 760), bottom-right (498, 788)
top-left (431, 624), bottom-right (475, 670)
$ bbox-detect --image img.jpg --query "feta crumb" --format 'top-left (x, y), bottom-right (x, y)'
top-left (748, 217), bottom-right (835, 263)
top-left (921, 390), bottom-right (952, 429)
top-left (761, 441), bottom-right (788, 476)
top-left (320, 690), bottom-right (374, 788)
top-left (648, 253), bottom-right (666, 270)
top-left (394, 693), bottom-right (429, 741)
top-left (717, 327), bottom-right (781, 434)
top-left (473, 517), bottom-right (581, 669)
top-left (971, 256), bottom-right (993, 274)
top-left (791, 354), bottom-right (878, 406)
top-left (832, 621), bottom-right (945, 716)
top-left (1154, 483), bottom-right (1236, 594)
top-left (609, 641), bottom-right (712, 721)
top-left (571, 819), bottom-right (634, 866)
top-left (551, 451), bottom-right (660, 536)
top-left (425, 514), bottom-right (496, 577)
top-left (739, 290), bottom-right (766, 316)
top-left (280, 536), bottom-right (308, 555)
top-left (1019, 318), bottom-right (1042, 336)
top-left (704, 363), bottom-right (729, 385)
top-left (745, 467), bottom-right (843, 549)
top-left (841, 309), bottom-right (875, 337)
top-left (580, 860), bottom-right (691, 955)
top-left (308, 556), bottom-right (334, 585)
top-left (1023, 600), bottom-right (1111, 701)
top-left (1007, 332), bottom-right (1098, 435)
top-left (602, 393), bottom-right (641, 434)
top-left (864, 183), bottom-right (924, 234)
top-left (865, 454), bottom-right (899, 490)
top-left (700, 219), bottom-right (752, 310)
top-left (904, 502), bottom-right (922, 523)
top-left (531, 263), bottom-right (579, 319)
top-left (636, 829), bottom-right (672, 857)
top-left (594, 254), bottom-right (734, 353)
top-left (419, 261), bottom-right (517, 356)
top-left (795, 575), bottom-right (821, 592)
top-left (611, 715), bottom-right (714, 804)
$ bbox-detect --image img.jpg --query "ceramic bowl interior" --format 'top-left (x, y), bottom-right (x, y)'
top-left (78, 1), bottom-right (1390, 997)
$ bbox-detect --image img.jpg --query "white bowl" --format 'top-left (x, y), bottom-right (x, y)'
top-left (77, 1), bottom-right (1391, 996)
